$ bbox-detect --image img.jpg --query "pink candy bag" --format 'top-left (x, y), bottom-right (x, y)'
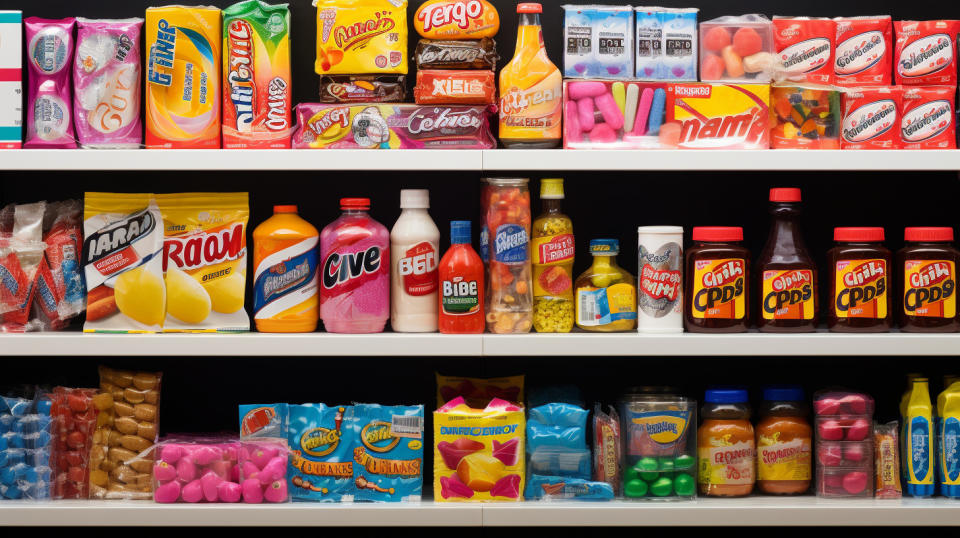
top-left (73, 18), bottom-right (143, 148)
top-left (24, 17), bottom-right (77, 148)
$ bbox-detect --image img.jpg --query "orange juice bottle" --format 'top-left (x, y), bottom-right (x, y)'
top-left (499, 3), bottom-right (562, 148)
top-left (252, 205), bottom-right (320, 332)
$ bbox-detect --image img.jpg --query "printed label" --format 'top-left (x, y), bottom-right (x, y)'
top-left (577, 283), bottom-right (637, 326)
top-left (779, 38), bottom-right (832, 73)
top-left (698, 439), bottom-right (755, 486)
top-left (493, 224), bottom-right (528, 264)
top-left (253, 242), bottom-right (318, 319)
top-left (942, 417), bottom-right (960, 484)
top-left (637, 242), bottom-right (682, 318)
top-left (836, 31), bottom-right (886, 76)
top-left (901, 100), bottom-right (952, 142)
top-left (762, 269), bottom-right (814, 320)
top-left (909, 416), bottom-right (933, 484)
top-left (842, 99), bottom-right (897, 143)
top-left (898, 34), bottom-right (954, 79)
top-left (627, 410), bottom-right (690, 454)
top-left (834, 259), bottom-right (887, 319)
top-left (904, 260), bottom-right (955, 318)
top-left (322, 245), bottom-right (385, 296)
top-left (398, 241), bottom-right (438, 296)
top-left (533, 233), bottom-right (574, 265)
top-left (441, 276), bottom-right (480, 315)
top-left (757, 434), bottom-right (811, 481)
top-left (691, 259), bottom-right (745, 319)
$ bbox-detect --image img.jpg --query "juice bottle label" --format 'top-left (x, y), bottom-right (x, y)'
top-left (576, 283), bottom-right (637, 326)
top-left (761, 269), bottom-right (814, 320)
top-left (253, 240), bottom-right (318, 320)
top-left (532, 233), bottom-right (573, 298)
top-left (441, 277), bottom-right (480, 315)
top-left (626, 410), bottom-right (690, 455)
top-left (691, 258), bottom-right (745, 319)
top-left (698, 438), bottom-right (754, 485)
top-left (908, 416), bottom-right (933, 485)
top-left (493, 224), bottom-right (528, 264)
top-left (834, 259), bottom-right (887, 319)
top-left (903, 260), bottom-right (956, 318)
top-left (757, 434), bottom-right (811, 481)
top-left (941, 416), bottom-right (960, 485)
top-left (397, 241), bottom-right (438, 296)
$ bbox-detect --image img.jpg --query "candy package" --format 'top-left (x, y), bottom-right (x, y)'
top-left (894, 20), bottom-right (960, 86)
top-left (663, 83), bottom-right (770, 149)
top-left (292, 103), bottom-right (496, 149)
top-left (593, 404), bottom-right (621, 494)
top-left (834, 16), bottom-right (893, 86)
top-left (526, 475), bottom-right (615, 500)
top-left (222, 0), bottom-right (292, 149)
top-left (526, 402), bottom-right (606, 502)
top-left (319, 75), bottom-right (406, 103)
top-left (414, 69), bottom-right (496, 105)
top-left (874, 421), bottom-right (902, 499)
top-left (73, 18), bottom-right (143, 148)
top-left (700, 14), bottom-right (774, 82)
top-left (313, 0), bottom-right (407, 75)
top-left (239, 403), bottom-right (289, 439)
top-left (0, 202), bottom-right (45, 328)
top-left (635, 7), bottom-right (698, 81)
top-left (0, 11), bottom-right (22, 149)
top-left (50, 387), bottom-right (98, 499)
top-left (24, 17), bottom-right (77, 148)
top-left (88, 367), bottom-right (162, 499)
top-left (901, 85), bottom-right (956, 150)
top-left (288, 404), bottom-right (354, 502)
top-left (772, 17), bottom-right (835, 84)
top-left (413, 0), bottom-right (499, 40)
top-left (562, 5), bottom-right (634, 79)
top-left (770, 84), bottom-right (842, 149)
top-left (563, 79), bottom-right (667, 149)
top-left (813, 389), bottom-right (874, 498)
top-left (840, 86), bottom-right (902, 150)
top-left (351, 404), bottom-right (424, 502)
top-left (0, 390), bottom-right (54, 501)
top-left (42, 200), bottom-right (85, 322)
top-left (434, 397), bottom-right (525, 502)
top-left (436, 374), bottom-right (524, 408)
top-left (415, 38), bottom-right (498, 70)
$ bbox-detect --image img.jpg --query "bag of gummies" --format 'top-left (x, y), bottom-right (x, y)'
top-left (24, 17), bottom-right (77, 148)
top-left (73, 18), bottom-right (143, 148)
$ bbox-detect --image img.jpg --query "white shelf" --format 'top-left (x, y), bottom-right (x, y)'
top-left (1, 331), bottom-right (957, 356)
top-left (3, 149), bottom-right (960, 171)
top-left (0, 498), bottom-right (957, 526)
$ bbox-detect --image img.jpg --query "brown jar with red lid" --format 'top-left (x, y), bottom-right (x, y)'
top-left (827, 227), bottom-right (892, 333)
top-left (897, 227), bottom-right (960, 332)
top-left (685, 227), bottom-right (750, 333)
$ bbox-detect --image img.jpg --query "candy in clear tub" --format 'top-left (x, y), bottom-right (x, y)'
top-left (619, 390), bottom-right (696, 500)
top-left (483, 178), bottom-right (532, 334)
top-left (770, 84), bottom-right (842, 149)
top-left (50, 387), bottom-right (99, 499)
top-left (563, 80), bottom-right (668, 149)
top-left (699, 15), bottom-right (774, 82)
top-left (813, 391), bottom-right (875, 417)
top-left (818, 468), bottom-right (872, 497)
top-left (817, 440), bottom-right (873, 468)
top-left (0, 391), bottom-right (53, 500)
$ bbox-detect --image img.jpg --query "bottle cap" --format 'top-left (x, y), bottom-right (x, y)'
top-left (769, 188), bottom-right (801, 202)
top-left (274, 205), bottom-right (298, 214)
top-left (905, 227), bottom-right (954, 242)
top-left (400, 189), bottom-right (430, 209)
top-left (693, 226), bottom-right (743, 242)
top-left (590, 239), bottom-right (619, 255)
top-left (340, 198), bottom-right (370, 210)
top-left (517, 3), bottom-right (542, 14)
top-left (762, 385), bottom-right (804, 402)
top-left (450, 220), bottom-right (472, 245)
top-left (834, 227), bottom-right (884, 242)
top-left (540, 178), bottom-right (565, 199)
top-left (705, 389), bottom-right (748, 404)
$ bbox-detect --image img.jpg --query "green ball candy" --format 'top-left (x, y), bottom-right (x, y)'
top-left (624, 479), bottom-right (649, 498)
top-left (674, 473), bottom-right (695, 497)
top-left (650, 477), bottom-right (673, 497)
top-left (638, 457), bottom-right (659, 481)
top-left (624, 466), bottom-right (640, 482)
top-left (659, 458), bottom-right (675, 472)
top-left (674, 454), bottom-right (695, 469)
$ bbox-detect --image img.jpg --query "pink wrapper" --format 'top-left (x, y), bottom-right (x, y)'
top-left (73, 18), bottom-right (143, 148)
top-left (24, 17), bottom-right (77, 148)
top-left (292, 103), bottom-right (496, 149)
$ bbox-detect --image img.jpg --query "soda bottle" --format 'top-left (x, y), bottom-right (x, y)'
top-left (438, 221), bottom-right (485, 334)
top-left (499, 3), bottom-right (563, 148)
top-left (532, 178), bottom-right (574, 332)
top-left (252, 205), bottom-right (320, 333)
top-left (319, 198), bottom-right (389, 334)
top-left (391, 189), bottom-right (440, 333)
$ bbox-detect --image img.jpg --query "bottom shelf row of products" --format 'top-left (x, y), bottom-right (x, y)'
top-left (2, 368), bottom-right (957, 504)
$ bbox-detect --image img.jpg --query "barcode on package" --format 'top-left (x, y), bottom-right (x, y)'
top-left (390, 415), bottom-right (423, 439)
top-left (578, 290), bottom-right (597, 325)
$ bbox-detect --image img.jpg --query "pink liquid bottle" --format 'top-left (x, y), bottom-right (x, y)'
top-left (319, 198), bottom-right (390, 333)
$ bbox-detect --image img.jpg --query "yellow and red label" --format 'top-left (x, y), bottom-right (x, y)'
top-left (691, 259), bottom-right (745, 319)
top-left (834, 259), bottom-right (887, 318)
top-left (757, 433), bottom-right (811, 481)
top-left (665, 83), bottom-right (770, 149)
top-left (762, 269), bottom-right (814, 320)
top-left (532, 233), bottom-right (574, 299)
top-left (904, 260), bottom-right (956, 318)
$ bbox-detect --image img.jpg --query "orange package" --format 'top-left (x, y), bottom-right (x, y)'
top-left (314, 0), bottom-right (408, 75)
top-left (414, 69), bottom-right (496, 105)
top-left (664, 83), bottom-right (770, 149)
top-left (874, 421), bottom-right (902, 498)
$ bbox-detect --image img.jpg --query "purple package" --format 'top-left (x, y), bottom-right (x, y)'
top-left (24, 17), bottom-right (77, 148)
top-left (292, 104), bottom-right (497, 149)
top-left (73, 18), bottom-right (143, 148)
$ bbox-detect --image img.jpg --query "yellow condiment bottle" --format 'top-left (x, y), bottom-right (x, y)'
top-left (938, 378), bottom-right (960, 498)
top-left (906, 378), bottom-right (935, 497)
top-left (574, 239), bottom-right (637, 332)
top-left (900, 373), bottom-right (923, 483)
top-left (532, 178), bottom-right (574, 332)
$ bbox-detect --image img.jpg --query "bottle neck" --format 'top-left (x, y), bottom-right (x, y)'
top-left (764, 203), bottom-right (807, 253)
top-left (540, 198), bottom-right (563, 214)
top-left (343, 209), bottom-right (368, 217)
top-left (515, 13), bottom-right (543, 52)
top-left (591, 254), bottom-right (617, 269)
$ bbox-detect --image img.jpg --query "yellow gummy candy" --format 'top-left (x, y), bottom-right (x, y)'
top-left (612, 82), bottom-right (626, 115)
top-left (114, 266), bottom-right (166, 327)
top-left (456, 453), bottom-right (505, 492)
top-left (165, 265), bottom-right (211, 324)
top-left (201, 271), bottom-right (245, 314)
top-left (783, 122), bottom-right (799, 139)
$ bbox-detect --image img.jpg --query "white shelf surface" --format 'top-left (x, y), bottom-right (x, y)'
top-left (1, 498), bottom-right (958, 526)
top-left (0, 331), bottom-right (958, 356)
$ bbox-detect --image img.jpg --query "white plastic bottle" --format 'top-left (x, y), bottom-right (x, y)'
top-left (391, 189), bottom-right (440, 332)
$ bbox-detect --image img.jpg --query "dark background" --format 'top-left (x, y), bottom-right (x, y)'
top-left (1, 0), bottom-right (958, 506)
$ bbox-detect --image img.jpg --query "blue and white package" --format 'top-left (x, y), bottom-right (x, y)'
top-left (529, 448), bottom-right (592, 478)
top-left (563, 5), bottom-right (595, 77)
top-left (660, 8), bottom-right (698, 81)
top-left (564, 5), bottom-right (633, 79)
top-left (525, 475), bottom-right (615, 500)
top-left (0, 393), bottom-right (52, 500)
top-left (288, 404), bottom-right (354, 502)
top-left (529, 403), bottom-right (589, 429)
top-left (527, 403), bottom-right (590, 479)
top-left (351, 404), bottom-right (424, 502)
top-left (634, 7), bottom-right (663, 79)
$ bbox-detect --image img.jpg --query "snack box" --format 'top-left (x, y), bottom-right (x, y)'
top-left (0, 11), bottom-right (21, 149)
top-left (563, 5), bottom-right (634, 79)
top-left (700, 14), bottom-right (774, 82)
top-left (813, 391), bottom-right (875, 417)
top-left (901, 85), bottom-right (957, 150)
top-left (770, 84), bottom-right (842, 149)
top-left (634, 7), bottom-right (698, 81)
top-left (563, 79), bottom-right (668, 149)
top-left (840, 86), bottom-right (902, 150)
top-left (664, 83), bottom-right (770, 149)
top-left (818, 467), bottom-right (872, 498)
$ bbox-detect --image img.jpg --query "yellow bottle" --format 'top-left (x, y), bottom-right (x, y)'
top-left (252, 205), bottom-right (320, 333)
top-left (939, 379), bottom-right (960, 498)
top-left (900, 372), bottom-right (923, 482)
top-left (906, 377), bottom-right (935, 497)
top-left (574, 239), bottom-right (637, 332)
top-left (532, 178), bottom-right (574, 332)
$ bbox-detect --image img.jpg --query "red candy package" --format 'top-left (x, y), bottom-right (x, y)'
top-left (894, 20), bottom-right (960, 85)
top-left (901, 85), bottom-right (957, 149)
top-left (414, 69), bottom-right (497, 105)
top-left (841, 86), bottom-right (903, 149)
top-left (773, 17), bottom-right (836, 84)
top-left (51, 387), bottom-right (100, 499)
top-left (834, 16), bottom-right (893, 86)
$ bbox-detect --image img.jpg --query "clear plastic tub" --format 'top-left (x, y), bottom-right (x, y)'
top-left (816, 441), bottom-right (874, 468)
top-left (817, 468), bottom-right (873, 497)
top-left (813, 391), bottom-right (875, 417)
top-left (816, 417), bottom-right (873, 442)
top-left (483, 178), bottom-right (533, 334)
top-left (699, 15), bottom-right (774, 82)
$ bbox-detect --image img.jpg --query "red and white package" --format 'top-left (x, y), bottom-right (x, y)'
top-left (414, 69), bottom-right (497, 105)
top-left (894, 20), bottom-right (960, 85)
top-left (834, 16), bottom-right (893, 86)
top-left (773, 17), bottom-right (836, 84)
top-left (841, 86), bottom-right (903, 149)
top-left (901, 85), bottom-right (957, 149)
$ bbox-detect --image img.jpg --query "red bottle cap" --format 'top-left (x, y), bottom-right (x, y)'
top-left (517, 3), bottom-right (542, 13)
top-left (340, 198), bottom-right (371, 210)
top-left (274, 205), bottom-right (298, 214)
top-left (692, 226), bottom-right (743, 242)
top-left (834, 227), bottom-right (884, 242)
top-left (905, 227), bottom-right (954, 242)
top-left (769, 188), bottom-right (801, 202)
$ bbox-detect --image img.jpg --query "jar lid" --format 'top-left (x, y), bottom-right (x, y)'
top-left (340, 198), bottom-right (370, 210)
top-left (905, 227), bottom-right (954, 242)
top-left (517, 2), bottom-right (542, 13)
top-left (705, 389), bottom-right (748, 404)
top-left (590, 239), bottom-right (619, 255)
top-left (540, 178), bottom-right (565, 199)
top-left (273, 205), bottom-right (298, 214)
top-left (769, 187), bottom-right (801, 202)
top-left (693, 226), bottom-right (743, 242)
top-left (834, 227), bottom-right (884, 242)
top-left (762, 385), bottom-right (804, 402)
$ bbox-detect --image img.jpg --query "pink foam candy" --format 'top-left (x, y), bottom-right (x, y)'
top-left (439, 474), bottom-right (474, 499)
top-left (161, 444), bottom-right (183, 464)
top-left (485, 398), bottom-right (521, 412)
top-left (577, 98), bottom-right (596, 131)
top-left (177, 458), bottom-right (198, 482)
top-left (595, 92), bottom-right (624, 130)
top-left (201, 471), bottom-right (223, 502)
top-left (437, 396), bottom-right (467, 413)
top-left (819, 420), bottom-right (844, 441)
top-left (589, 123), bottom-right (618, 144)
top-left (153, 461), bottom-right (177, 482)
top-left (210, 460), bottom-right (233, 481)
top-left (154, 480), bottom-right (182, 503)
top-left (241, 461), bottom-right (260, 481)
top-left (565, 100), bottom-right (582, 143)
top-left (489, 474), bottom-right (521, 499)
top-left (242, 478), bottom-right (264, 503)
top-left (217, 480), bottom-right (242, 503)
top-left (492, 438), bottom-right (520, 466)
top-left (567, 81), bottom-right (607, 100)
top-left (231, 463), bottom-right (241, 483)
top-left (222, 444), bottom-right (239, 462)
top-left (842, 471), bottom-right (868, 494)
top-left (631, 88), bottom-right (654, 136)
top-left (437, 438), bottom-right (485, 470)
top-left (844, 443), bottom-right (866, 462)
top-left (250, 445), bottom-right (279, 470)
top-left (839, 394), bottom-right (868, 415)
top-left (823, 473), bottom-right (844, 489)
top-left (814, 398), bottom-right (841, 416)
top-left (818, 445), bottom-right (842, 467)
top-left (846, 419), bottom-right (870, 441)
top-left (259, 456), bottom-right (287, 485)
top-left (192, 446), bottom-right (222, 466)
top-left (263, 480), bottom-right (287, 503)
top-left (181, 479), bottom-right (204, 503)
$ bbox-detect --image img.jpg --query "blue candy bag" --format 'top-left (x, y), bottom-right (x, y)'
top-left (288, 404), bottom-right (354, 502)
top-left (526, 475), bottom-right (615, 500)
top-left (529, 403), bottom-right (589, 429)
top-left (351, 404), bottom-right (424, 502)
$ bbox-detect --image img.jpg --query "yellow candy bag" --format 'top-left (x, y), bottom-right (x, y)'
top-left (313, 0), bottom-right (408, 75)
top-left (434, 397), bottom-right (524, 502)
top-left (156, 193), bottom-right (249, 332)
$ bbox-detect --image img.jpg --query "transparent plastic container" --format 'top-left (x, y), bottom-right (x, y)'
top-left (813, 389), bottom-right (875, 498)
top-left (818, 468), bottom-right (873, 497)
top-left (817, 441), bottom-right (874, 468)
top-left (483, 178), bottom-right (533, 334)
top-left (699, 14), bottom-right (774, 82)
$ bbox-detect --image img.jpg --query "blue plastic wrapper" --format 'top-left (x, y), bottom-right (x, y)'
top-left (351, 404), bottom-right (424, 502)
top-left (527, 424), bottom-right (587, 453)
top-left (529, 448), bottom-right (592, 478)
top-left (525, 475), bottom-right (615, 500)
top-left (288, 404), bottom-right (354, 502)
top-left (0, 391), bottom-right (53, 500)
top-left (529, 403), bottom-right (589, 429)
